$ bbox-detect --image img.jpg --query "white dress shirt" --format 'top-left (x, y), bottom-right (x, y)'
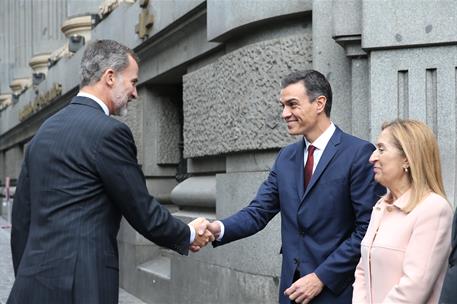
top-left (303, 122), bottom-right (336, 173)
top-left (77, 91), bottom-right (110, 116)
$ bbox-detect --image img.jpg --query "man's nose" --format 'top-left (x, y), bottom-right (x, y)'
top-left (131, 87), bottom-right (138, 99)
top-left (369, 150), bottom-right (378, 164)
top-left (282, 107), bottom-right (290, 119)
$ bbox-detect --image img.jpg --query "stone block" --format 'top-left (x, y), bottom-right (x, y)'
top-left (362, 0), bottom-right (457, 49)
top-left (210, 171), bottom-right (282, 277)
top-left (183, 34), bottom-right (312, 158)
top-left (312, 0), bottom-right (352, 133)
top-left (187, 155), bottom-right (226, 174)
top-left (140, 87), bottom-right (181, 176)
top-left (369, 46), bottom-right (457, 205)
top-left (226, 150), bottom-right (277, 173)
top-left (169, 253), bottom-right (279, 304)
top-left (207, 0), bottom-right (312, 42)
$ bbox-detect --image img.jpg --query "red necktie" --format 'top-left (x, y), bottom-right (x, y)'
top-left (304, 145), bottom-right (316, 189)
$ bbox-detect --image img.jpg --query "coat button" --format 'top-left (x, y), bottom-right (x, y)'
top-left (293, 258), bottom-right (299, 264)
top-left (299, 230), bottom-right (305, 236)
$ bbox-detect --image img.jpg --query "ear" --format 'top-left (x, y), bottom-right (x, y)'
top-left (403, 158), bottom-right (410, 169)
top-left (101, 68), bottom-right (116, 87)
top-left (315, 95), bottom-right (327, 114)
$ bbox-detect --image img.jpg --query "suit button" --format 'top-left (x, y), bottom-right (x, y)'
top-left (299, 230), bottom-right (305, 236)
top-left (293, 258), bottom-right (299, 264)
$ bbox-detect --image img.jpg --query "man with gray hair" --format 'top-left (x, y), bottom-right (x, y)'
top-left (8, 39), bottom-right (212, 304)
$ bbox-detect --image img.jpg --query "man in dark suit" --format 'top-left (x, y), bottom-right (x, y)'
top-left (205, 70), bottom-right (384, 303)
top-left (8, 40), bottom-right (212, 304)
top-left (440, 212), bottom-right (457, 303)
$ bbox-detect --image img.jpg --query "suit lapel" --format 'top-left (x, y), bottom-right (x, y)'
top-left (294, 138), bottom-right (306, 200)
top-left (301, 127), bottom-right (342, 202)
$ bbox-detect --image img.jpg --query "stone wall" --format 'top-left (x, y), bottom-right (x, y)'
top-left (1, 1), bottom-right (457, 303)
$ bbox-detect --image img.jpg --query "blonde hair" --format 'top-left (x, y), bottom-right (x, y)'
top-left (382, 119), bottom-right (446, 213)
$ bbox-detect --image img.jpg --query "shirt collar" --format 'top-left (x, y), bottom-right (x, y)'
top-left (304, 122), bottom-right (336, 151)
top-left (77, 91), bottom-right (110, 116)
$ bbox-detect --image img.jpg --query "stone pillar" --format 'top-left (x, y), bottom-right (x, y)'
top-left (9, 0), bottom-right (33, 92)
top-left (312, 0), bottom-right (351, 132)
top-left (362, 0), bottom-right (457, 205)
top-left (332, 0), bottom-right (370, 140)
top-left (29, 0), bottom-right (69, 84)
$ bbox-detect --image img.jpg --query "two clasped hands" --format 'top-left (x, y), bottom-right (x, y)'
top-left (187, 217), bottom-right (221, 252)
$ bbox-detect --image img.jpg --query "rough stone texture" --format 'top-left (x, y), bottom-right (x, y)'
top-left (183, 34), bottom-right (312, 158)
top-left (363, 0), bottom-right (457, 49)
top-left (116, 91), bottom-right (144, 167)
top-left (369, 46), bottom-right (457, 206)
top-left (141, 87), bottom-right (181, 176)
top-left (207, 0), bottom-right (312, 42)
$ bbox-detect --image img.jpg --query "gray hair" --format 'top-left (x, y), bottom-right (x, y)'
top-left (80, 39), bottom-right (138, 87)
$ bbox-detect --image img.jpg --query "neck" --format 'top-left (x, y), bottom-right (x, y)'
top-left (80, 85), bottom-right (112, 114)
top-left (388, 178), bottom-right (411, 201)
top-left (304, 117), bottom-right (331, 143)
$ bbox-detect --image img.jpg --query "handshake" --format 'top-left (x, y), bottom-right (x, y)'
top-left (188, 217), bottom-right (221, 253)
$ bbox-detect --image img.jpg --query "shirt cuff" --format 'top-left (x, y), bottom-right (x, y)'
top-left (216, 220), bottom-right (225, 241)
top-left (188, 224), bottom-right (196, 244)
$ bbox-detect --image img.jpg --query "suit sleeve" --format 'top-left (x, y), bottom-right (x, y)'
top-left (10, 151), bottom-right (31, 275)
top-left (383, 201), bottom-right (452, 303)
top-left (95, 123), bottom-right (190, 255)
top-left (213, 150), bottom-right (281, 246)
top-left (314, 142), bottom-right (384, 294)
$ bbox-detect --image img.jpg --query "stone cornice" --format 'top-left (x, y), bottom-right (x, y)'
top-left (29, 53), bottom-right (51, 75)
top-left (9, 78), bottom-right (32, 96)
top-left (61, 15), bottom-right (94, 41)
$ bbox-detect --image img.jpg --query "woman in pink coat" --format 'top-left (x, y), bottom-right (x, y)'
top-left (353, 119), bottom-right (453, 303)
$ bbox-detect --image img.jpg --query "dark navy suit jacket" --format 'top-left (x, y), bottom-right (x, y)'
top-left (8, 96), bottom-right (190, 304)
top-left (214, 127), bottom-right (384, 303)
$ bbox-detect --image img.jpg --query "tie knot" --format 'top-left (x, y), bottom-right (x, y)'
top-left (308, 145), bottom-right (316, 154)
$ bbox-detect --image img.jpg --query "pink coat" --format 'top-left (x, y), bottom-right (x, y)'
top-left (353, 191), bottom-right (453, 303)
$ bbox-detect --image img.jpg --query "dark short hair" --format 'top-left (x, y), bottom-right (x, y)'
top-left (80, 39), bottom-right (138, 87)
top-left (281, 70), bottom-right (332, 117)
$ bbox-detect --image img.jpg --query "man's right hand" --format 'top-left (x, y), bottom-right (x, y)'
top-left (189, 220), bottom-right (222, 252)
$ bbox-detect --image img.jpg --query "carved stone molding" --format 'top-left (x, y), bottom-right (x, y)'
top-left (99, 0), bottom-right (136, 19)
top-left (48, 44), bottom-right (72, 66)
top-left (61, 15), bottom-right (94, 41)
top-left (135, 0), bottom-right (153, 40)
top-left (9, 78), bottom-right (32, 96)
top-left (0, 94), bottom-right (12, 111)
top-left (29, 53), bottom-right (51, 75)
top-left (333, 34), bottom-right (367, 58)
